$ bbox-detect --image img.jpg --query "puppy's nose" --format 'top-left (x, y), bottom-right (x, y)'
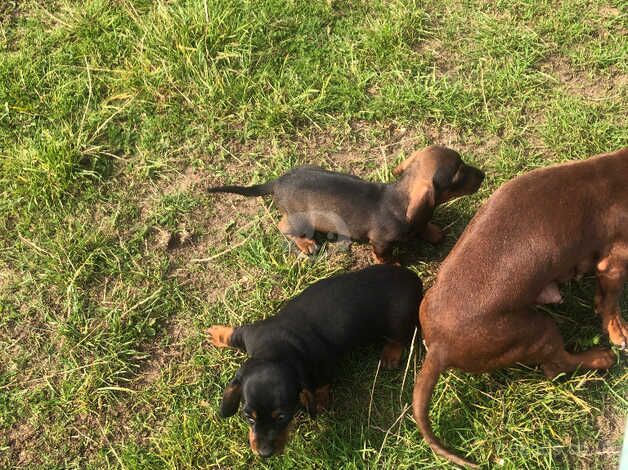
top-left (258, 447), bottom-right (274, 458)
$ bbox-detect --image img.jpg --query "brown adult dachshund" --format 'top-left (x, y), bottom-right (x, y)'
top-left (208, 145), bottom-right (484, 262)
top-left (413, 148), bottom-right (627, 467)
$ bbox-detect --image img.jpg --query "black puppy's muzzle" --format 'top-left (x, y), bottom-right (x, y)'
top-left (258, 446), bottom-right (274, 459)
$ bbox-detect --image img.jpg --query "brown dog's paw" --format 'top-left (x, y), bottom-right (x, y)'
top-left (590, 349), bottom-right (617, 369)
top-left (207, 325), bottom-right (234, 348)
top-left (607, 316), bottom-right (628, 350)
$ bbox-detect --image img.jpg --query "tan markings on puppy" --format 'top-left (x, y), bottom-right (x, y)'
top-left (314, 384), bottom-right (331, 413)
top-left (207, 325), bottom-right (234, 348)
top-left (273, 424), bottom-right (292, 454)
top-left (371, 250), bottom-right (387, 264)
top-left (380, 340), bottom-right (404, 369)
top-left (299, 389), bottom-right (315, 410)
top-left (292, 236), bottom-right (318, 255)
top-left (248, 427), bottom-right (259, 454)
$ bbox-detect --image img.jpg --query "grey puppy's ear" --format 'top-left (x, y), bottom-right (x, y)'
top-left (220, 376), bottom-right (242, 418)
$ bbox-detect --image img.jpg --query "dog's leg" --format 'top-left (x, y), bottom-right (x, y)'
top-left (455, 310), bottom-right (615, 378)
top-left (314, 384), bottom-right (331, 413)
top-left (595, 251), bottom-right (628, 349)
top-left (371, 239), bottom-right (393, 264)
top-left (278, 214), bottom-right (319, 255)
top-left (419, 222), bottom-right (444, 244)
top-left (514, 312), bottom-right (617, 378)
top-left (207, 325), bottom-right (235, 348)
top-left (380, 340), bottom-right (404, 369)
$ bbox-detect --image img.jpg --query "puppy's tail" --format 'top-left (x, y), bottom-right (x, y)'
top-left (207, 181), bottom-right (275, 197)
top-left (413, 348), bottom-right (479, 468)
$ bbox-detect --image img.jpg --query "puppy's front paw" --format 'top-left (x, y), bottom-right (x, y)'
top-left (294, 237), bottom-right (319, 256)
top-left (207, 325), bottom-right (234, 348)
top-left (380, 341), bottom-right (403, 369)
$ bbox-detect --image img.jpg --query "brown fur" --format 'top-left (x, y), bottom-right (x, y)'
top-left (413, 148), bottom-right (628, 467)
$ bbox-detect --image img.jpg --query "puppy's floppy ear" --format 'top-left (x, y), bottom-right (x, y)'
top-left (406, 181), bottom-right (435, 224)
top-left (220, 377), bottom-right (243, 418)
top-left (299, 389), bottom-right (317, 418)
top-left (392, 151), bottom-right (420, 176)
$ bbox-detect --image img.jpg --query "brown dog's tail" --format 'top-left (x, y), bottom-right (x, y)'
top-left (413, 348), bottom-right (479, 468)
top-left (207, 181), bottom-right (275, 197)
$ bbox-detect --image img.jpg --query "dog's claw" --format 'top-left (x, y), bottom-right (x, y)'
top-left (607, 316), bottom-right (628, 351)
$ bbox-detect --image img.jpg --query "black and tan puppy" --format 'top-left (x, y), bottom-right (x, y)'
top-left (208, 145), bottom-right (484, 262)
top-left (208, 265), bottom-right (422, 457)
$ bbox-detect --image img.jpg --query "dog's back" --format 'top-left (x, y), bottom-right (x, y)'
top-left (244, 265), bottom-right (421, 360)
top-left (427, 148), bottom-right (628, 316)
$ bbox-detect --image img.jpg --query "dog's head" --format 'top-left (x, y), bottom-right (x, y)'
top-left (219, 359), bottom-right (316, 458)
top-left (393, 145), bottom-right (484, 224)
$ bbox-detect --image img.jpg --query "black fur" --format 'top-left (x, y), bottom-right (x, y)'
top-left (214, 265), bottom-right (423, 457)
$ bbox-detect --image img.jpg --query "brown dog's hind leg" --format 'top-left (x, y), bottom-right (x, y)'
top-left (595, 252), bottom-right (628, 349)
top-left (542, 348), bottom-right (616, 379)
top-left (454, 309), bottom-right (616, 379)
top-left (380, 340), bottom-right (404, 369)
top-left (504, 311), bottom-right (617, 379)
top-left (278, 215), bottom-right (319, 255)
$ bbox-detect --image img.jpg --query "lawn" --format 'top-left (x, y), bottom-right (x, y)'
top-left (0, 0), bottom-right (626, 468)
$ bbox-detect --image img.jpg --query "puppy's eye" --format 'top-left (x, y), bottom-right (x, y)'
top-left (276, 413), bottom-right (288, 422)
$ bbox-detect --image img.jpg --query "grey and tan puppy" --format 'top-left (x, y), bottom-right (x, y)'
top-left (208, 145), bottom-right (484, 262)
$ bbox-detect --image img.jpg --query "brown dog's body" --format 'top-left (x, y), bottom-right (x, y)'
top-left (208, 146), bottom-right (484, 262)
top-left (413, 148), bottom-right (628, 467)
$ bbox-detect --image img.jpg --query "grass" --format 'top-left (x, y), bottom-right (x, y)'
top-left (0, 0), bottom-right (626, 468)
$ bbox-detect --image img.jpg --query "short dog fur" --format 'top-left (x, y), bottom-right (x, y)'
top-left (208, 265), bottom-right (422, 457)
top-left (208, 145), bottom-right (484, 262)
top-left (413, 148), bottom-right (628, 467)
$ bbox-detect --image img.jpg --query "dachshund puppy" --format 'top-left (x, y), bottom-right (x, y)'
top-left (208, 265), bottom-right (422, 457)
top-left (208, 145), bottom-right (484, 262)
top-left (413, 148), bottom-right (628, 467)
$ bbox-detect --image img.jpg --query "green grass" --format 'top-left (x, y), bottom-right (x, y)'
top-left (1, 0), bottom-right (626, 468)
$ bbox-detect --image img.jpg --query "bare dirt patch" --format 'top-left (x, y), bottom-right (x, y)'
top-left (0, 1), bottom-right (20, 25)
top-left (5, 421), bottom-right (38, 466)
top-left (539, 55), bottom-right (626, 100)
